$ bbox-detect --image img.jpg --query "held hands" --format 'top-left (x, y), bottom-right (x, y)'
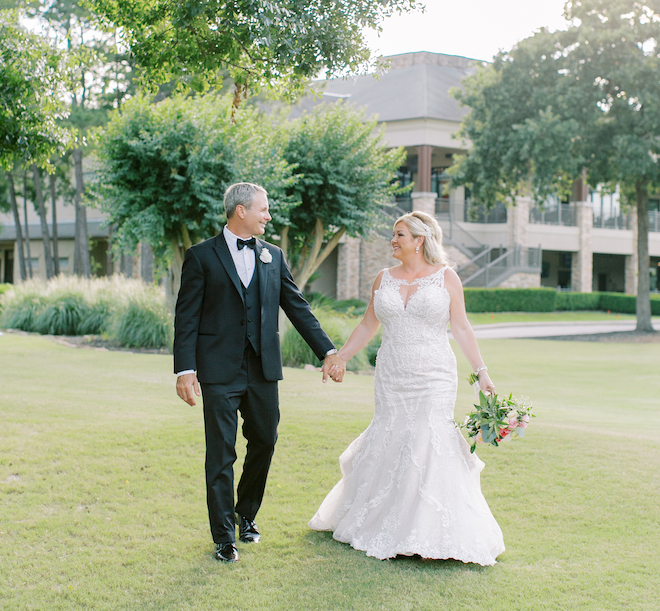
top-left (322, 353), bottom-right (346, 383)
top-left (176, 372), bottom-right (201, 406)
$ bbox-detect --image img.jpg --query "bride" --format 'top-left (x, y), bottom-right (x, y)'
top-left (310, 211), bottom-right (505, 565)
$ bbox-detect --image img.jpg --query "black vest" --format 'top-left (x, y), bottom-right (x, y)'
top-left (243, 270), bottom-right (261, 355)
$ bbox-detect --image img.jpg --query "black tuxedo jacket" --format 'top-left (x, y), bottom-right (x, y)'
top-left (173, 231), bottom-right (334, 384)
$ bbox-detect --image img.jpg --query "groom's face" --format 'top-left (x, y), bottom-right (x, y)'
top-left (239, 192), bottom-right (271, 236)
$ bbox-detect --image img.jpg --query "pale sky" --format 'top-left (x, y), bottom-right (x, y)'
top-left (364, 0), bottom-right (570, 62)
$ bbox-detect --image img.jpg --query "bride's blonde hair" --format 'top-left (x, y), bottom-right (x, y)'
top-left (394, 211), bottom-right (448, 266)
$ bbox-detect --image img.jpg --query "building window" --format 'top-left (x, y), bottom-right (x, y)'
top-left (59, 257), bottom-right (69, 271)
top-left (30, 257), bottom-right (40, 271)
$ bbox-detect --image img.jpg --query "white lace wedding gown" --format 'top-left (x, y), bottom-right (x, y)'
top-left (309, 267), bottom-right (505, 565)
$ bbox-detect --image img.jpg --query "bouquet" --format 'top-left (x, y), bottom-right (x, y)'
top-left (460, 373), bottom-right (534, 453)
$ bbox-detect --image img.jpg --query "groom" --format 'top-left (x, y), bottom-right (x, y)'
top-left (174, 182), bottom-right (345, 563)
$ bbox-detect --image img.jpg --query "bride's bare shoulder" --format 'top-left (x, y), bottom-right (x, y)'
top-left (443, 267), bottom-right (463, 291)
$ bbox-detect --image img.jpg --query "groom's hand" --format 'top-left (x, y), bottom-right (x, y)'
top-left (322, 354), bottom-right (346, 383)
top-left (177, 373), bottom-right (201, 406)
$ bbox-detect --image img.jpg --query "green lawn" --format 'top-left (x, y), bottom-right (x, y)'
top-left (1, 332), bottom-right (659, 610)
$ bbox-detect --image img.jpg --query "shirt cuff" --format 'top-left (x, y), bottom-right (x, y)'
top-left (176, 370), bottom-right (195, 377)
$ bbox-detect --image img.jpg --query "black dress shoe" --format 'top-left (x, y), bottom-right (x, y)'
top-left (237, 514), bottom-right (261, 544)
top-left (214, 542), bottom-right (239, 562)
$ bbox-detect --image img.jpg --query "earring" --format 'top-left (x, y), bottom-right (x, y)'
top-left (415, 246), bottom-right (420, 253)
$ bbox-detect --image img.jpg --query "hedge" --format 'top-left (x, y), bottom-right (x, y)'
top-left (463, 287), bottom-right (660, 314)
top-left (555, 291), bottom-right (602, 311)
top-left (463, 288), bottom-right (557, 313)
top-left (599, 292), bottom-right (660, 316)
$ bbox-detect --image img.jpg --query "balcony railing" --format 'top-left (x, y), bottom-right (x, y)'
top-left (592, 213), bottom-right (631, 230)
top-left (465, 202), bottom-right (508, 224)
top-left (530, 203), bottom-right (577, 227)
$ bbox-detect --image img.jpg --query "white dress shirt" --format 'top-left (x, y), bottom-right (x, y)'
top-left (176, 226), bottom-right (256, 377)
top-left (223, 226), bottom-right (256, 288)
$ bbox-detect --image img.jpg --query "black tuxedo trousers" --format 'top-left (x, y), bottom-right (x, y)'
top-left (202, 344), bottom-right (278, 543)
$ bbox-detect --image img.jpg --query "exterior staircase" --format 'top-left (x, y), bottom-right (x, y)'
top-left (379, 205), bottom-right (541, 287)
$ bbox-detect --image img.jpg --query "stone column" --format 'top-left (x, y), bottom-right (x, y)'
top-left (571, 201), bottom-right (593, 292)
top-left (508, 195), bottom-right (531, 249)
top-left (335, 236), bottom-right (361, 301)
top-left (625, 206), bottom-right (638, 294)
top-left (450, 186), bottom-right (465, 223)
top-left (416, 145), bottom-right (433, 193)
top-left (411, 192), bottom-right (437, 216)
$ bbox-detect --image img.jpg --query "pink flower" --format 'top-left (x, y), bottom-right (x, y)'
top-left (519, 415), bottom-right (530, 429)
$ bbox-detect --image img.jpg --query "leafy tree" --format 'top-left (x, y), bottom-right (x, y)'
top-left (1, 10), bottom-right (73, 281)
top-left (94, 93), bottom-right (294, 307)
top-left (88, 0), bottom-right (418, 97)
top-left (449, 0), bottom-right (660, 332)
top-left (0, 10), bottom-right (72, 168)
top-left (280, 102), bottom-right (407, 288)
top-left (25, 0), bottom-right (137, 277)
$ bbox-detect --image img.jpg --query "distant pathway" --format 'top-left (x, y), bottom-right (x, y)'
top-left (462, 319), bottom-right (660, 340)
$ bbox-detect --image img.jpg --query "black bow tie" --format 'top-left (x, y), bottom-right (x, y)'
top-left (236, 237), bottom-right (256, 250)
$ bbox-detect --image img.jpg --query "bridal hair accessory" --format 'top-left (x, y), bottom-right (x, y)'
top-left (421, 224), bottom-right (433, 238)
top-left (460, 374), bottom-right (534, 453)
top-left (259, 248), bottom-right (272, 263)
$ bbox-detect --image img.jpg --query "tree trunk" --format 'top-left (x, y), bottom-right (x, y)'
top-left (106, 224), bottom-right (115, 275)
top-left (635, 181), bottom-right (654, 332)
top-left (23, 172), bottom-right (33, 279)
top-left (292, 219), bottom-right (346, 289)
top-left (32, 165), bottom-right (55, 279)
top-left (7, 172), bottom-right (27, 281)
top-left (49, 173), bottom-right (60, 276)
top-left (165, 240), bottom-right (185, 315)
top-left (72, 147), bottom-right (92, 277)
top-left (140, 242), bottom-right (154, 283)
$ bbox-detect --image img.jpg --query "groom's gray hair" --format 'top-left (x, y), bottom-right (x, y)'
top-left (224, 182), bottom-right (268, 219)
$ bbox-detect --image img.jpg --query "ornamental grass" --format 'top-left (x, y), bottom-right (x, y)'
top-left (0, 275), bottom-right (172, 349)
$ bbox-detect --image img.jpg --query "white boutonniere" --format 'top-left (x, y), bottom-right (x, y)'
top-left (259, 248), bottom-right (272, 264)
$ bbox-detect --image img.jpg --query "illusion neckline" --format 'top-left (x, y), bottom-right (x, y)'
top-left (384, 266), bottom-right (447, 286)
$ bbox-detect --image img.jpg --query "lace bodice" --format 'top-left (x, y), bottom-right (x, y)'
top-left (374, 266), bottom-right (451, 338)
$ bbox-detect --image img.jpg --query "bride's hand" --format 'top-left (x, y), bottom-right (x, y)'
top-left (478, 371), bottom-right (496, 396)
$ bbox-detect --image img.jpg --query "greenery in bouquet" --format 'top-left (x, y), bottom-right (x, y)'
top-left (460, 373), bottom-right (534, 453)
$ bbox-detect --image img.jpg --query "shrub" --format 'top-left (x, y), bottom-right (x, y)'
top-left (463, 288), bottom-right (557, 312)
top-left (598, 292), bottom-right (660, 316)
top-left (107, 292), bottom-right (173, 349)
top-left (34, 293), bottom-right (92, 335)
top-left (555, 292), bottom-right (602, 311)
top-left (365, 329), bottom-right (382, 367)
top-left (0, 286), bottom-right (46, 331)
top-left (0, 276), bottom-right (173, 349)
top-left (598, 292), bottom-right (637, 314)
top-left (305, 292), bottom-right (368, 317)
top-left (281, 306), bottom-right (371, 371)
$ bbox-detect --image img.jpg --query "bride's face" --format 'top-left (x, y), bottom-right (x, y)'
top-left (391, 222), bottom-right (422, 260)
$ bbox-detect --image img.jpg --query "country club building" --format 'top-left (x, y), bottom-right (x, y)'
top-left (2, 51), bottom-right (659, 300)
